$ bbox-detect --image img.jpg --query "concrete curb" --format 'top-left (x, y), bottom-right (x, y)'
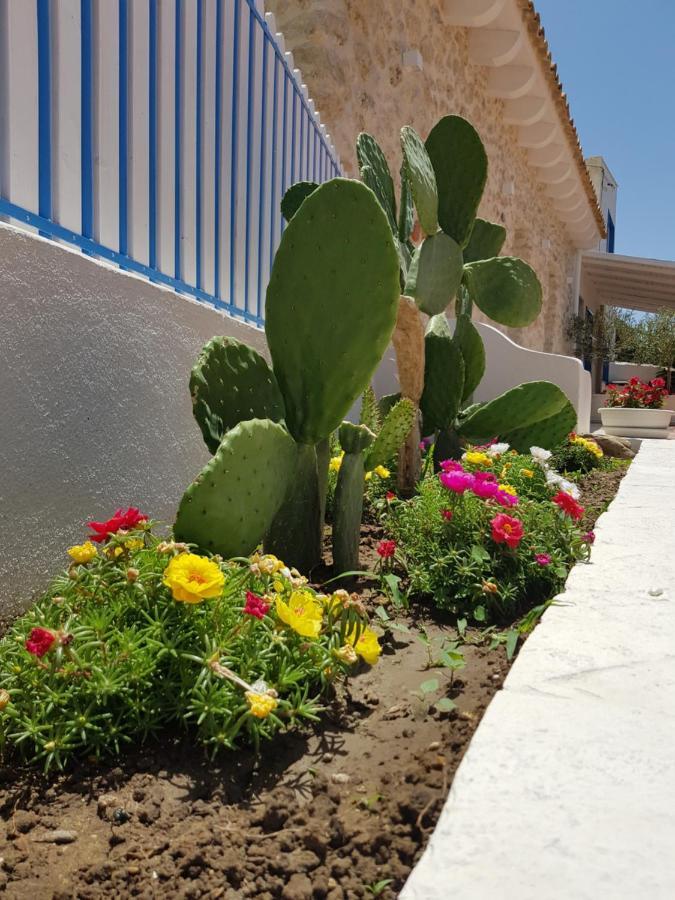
top-left (401, 440), bottom-right (675, 900)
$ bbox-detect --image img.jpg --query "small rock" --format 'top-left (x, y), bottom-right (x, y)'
top-left (330, 773), bottom-right (350, 785)
top-left (580, 433), bottom-right (635, 459)
top-left (32, 829), bottom-right (77, 845)
top-left (427, 741), bottom-right (441, 751)
top-left (322, 753), bottom-right (334, 763)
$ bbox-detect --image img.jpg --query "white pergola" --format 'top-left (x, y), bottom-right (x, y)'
top-left (581, 251), bottom-right (675, 313)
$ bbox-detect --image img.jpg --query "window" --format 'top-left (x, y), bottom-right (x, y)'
top-left (606, 211), bottom-right (615, 253)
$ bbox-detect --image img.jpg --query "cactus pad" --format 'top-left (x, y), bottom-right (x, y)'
top-left (366, 397), bottom-right (416, 470)
top-left (462, 257), bottom-right (542, 328)
top-left (400, 125), bottom-right (439, 236)
top-left (425, 115), bottom-right (487, 247)
top-left (405, 232), bottom-right (464, 316)
top-left (281, 181), bottom-right (318, 221)
top-left (453, 314), bottom-right (485, 401)
top-left (398, 162), bottom-right (415, 244)
top-left (359, 385), bottom-right (383, 434)
top-left (357, 133), bottom-right (397, 233)
top-left (174, 419), bottom-right (296, 557)
top-left (457, 381), bottom-right (572, 443)
top-left (463, 218), bottom-right (507, 264)
top-left (339, 421), bottom-right (375, 454)
top-left (265, 178), bottom-right (400, 445)
top-left (503, 399), bottom-right (577, 452)
top-left (378, 392), bottom-right (402, 418)
top-left (420, 314), bottom-right (465, 433)
top-left (332, 451), bottom-right (366, 575)
top-left (190, 337), bottom-right (285, 454)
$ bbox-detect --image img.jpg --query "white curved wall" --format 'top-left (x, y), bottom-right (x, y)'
top-left (0, 223), bottom-right (265, 614)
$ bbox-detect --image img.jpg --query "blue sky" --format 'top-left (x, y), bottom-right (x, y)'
top-left (535, 0), bottom-right (675, 261)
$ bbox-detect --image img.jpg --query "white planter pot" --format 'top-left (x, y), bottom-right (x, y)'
top-left (599, 407), bottom-right (672, 439)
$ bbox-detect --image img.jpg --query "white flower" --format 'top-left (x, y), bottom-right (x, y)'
top-left (486, 442), bottom-right (510, 457)
top-left (560, 479), bottom-right (581, 500)
top-left (545, 469), bottom-right (563, 487)
top-left (530, 446), bottom-right (552, 465)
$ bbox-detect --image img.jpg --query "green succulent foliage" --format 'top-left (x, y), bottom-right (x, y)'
top-left (359, 385), bottom-right (383, 434)
top-left (457, 382), bottom-right (572, 444)
top-left (377, 392), bottom-right (402, 419)
top-left (462, 257), bottom-right (542, 328)
top-left (333, 450), bottom-right (367, 575)
top-left (502, 399), bottom-right (577, 453)
top-left (453, 314), bottom-right (485, 401)
top-left (420, 315), bottom-right (465, 433)
top-left (405, 232), bottom-right (464, 316)
top-left (339, 421), bottom-right (375, 454)
top-left (175, 419), bottom-right (296, 558)
top-left (400, 125), bottom-right (439, 236)
top-left (190, 337), bottom-right (285, 454)
top-left (398, 163), bottom-right (415, 244)
top-left (365, 397), bottom-right (416, 470)
top-left (463, 218), bottom-right (507, 264)
top-left (266, 178), bottom-right (400, 445)
top-left (356, 132), bottom-right (398, 233)
top-left (281, 181), bottom-right (319, 221)
top-left (425, 115), bottom-right (488, 247)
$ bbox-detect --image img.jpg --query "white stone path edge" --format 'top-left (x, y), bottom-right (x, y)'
top-left (401, 439), bottom-right (675, 900)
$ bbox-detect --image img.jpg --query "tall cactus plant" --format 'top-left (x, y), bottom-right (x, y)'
top-left (355, 115), bottom-right (574, 473)
top-left (175, 178), bottom-right (400, 572)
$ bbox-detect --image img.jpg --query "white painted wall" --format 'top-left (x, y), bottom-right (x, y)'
top-left (586, 155), bottom-right (618, 253)
top-left (0, 222), bottom-right (265, 615)
top-left (372, 318), bottom-right (592, 434)
top-left (608, 361), bottom-right (664, 383)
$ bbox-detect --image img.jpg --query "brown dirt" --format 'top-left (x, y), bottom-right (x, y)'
top-left (0, 467), bottom-right (628, 899)
top-left (577, 462), bottom-right (630, 530)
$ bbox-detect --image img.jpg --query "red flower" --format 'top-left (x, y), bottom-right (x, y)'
top-left (385, 491), bottom-right (396, 502)
top-left (376, 540), bottom-right (396, 559)
top-left (490, 513), bottom-right (524, 549)
top-left (629, 376), bottom-right (641, 386)
top-left (88, 507), bottom-right (148, 543)
top-left (243, 591), bottom-right (270, 620)
top-left (25, 627), bottom-right (56, 658)
top-left (441, 508), bottom-right (453, 521)
top-left (552, 491), bottom-right (584, 521)
top-left (651, 377), bottom-right (666, 389)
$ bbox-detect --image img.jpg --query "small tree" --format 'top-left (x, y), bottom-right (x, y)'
top-left (628, 308), bottom-right (675, 392)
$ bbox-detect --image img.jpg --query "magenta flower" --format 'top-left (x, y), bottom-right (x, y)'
top-left (439, 459), bottom-right (463, 473)
top-left (535, 553), bottom-right (552, 566)
top-left (441, 508), bottom-right (453, 521)
top-left (582, 530), bottom-right (596, 545)
top-left (472, 479), bottom-right (500, 500)
top-left (494, 490), bottom-right (519, 508)
top-left (243, 591), bottom-right (270, 620)
top-left (473, 471), bottom-right (497, 483)
top-left (439, 471), bottom-right (475, 494)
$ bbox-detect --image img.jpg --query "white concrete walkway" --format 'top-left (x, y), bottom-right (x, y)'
top-left (402, 439), bottom-right (675, 900)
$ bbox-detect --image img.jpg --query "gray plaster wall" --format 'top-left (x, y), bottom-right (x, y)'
top-left (0, 224), bottom-right (266, 614)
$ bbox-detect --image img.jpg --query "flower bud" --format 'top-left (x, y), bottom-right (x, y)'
top-left (127, 567), bottom-right (140, 583)
top-left (0, 689), bottom-right (10, 710)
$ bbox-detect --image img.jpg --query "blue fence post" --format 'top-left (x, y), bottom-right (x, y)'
top-left (80, 0), bottom-right (93, 244)
top-left (214, 0), bottom-right (223, 304)
top-left (148, 0), bottom-right (158, 274)
top-left (118, 0), bottom-right (128, 258)
top-left (229, 0), bottom-right (241, 310)
top-left (174, 0), bottom-right (182, 280)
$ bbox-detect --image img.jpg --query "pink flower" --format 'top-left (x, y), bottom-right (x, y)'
top-left (473, 471), bottom-right (497, 483)
top-left (535, 553), bottom-right (552, 566)
top-left (490, 514), bottom-right (524, 549)
top-left (439, 471), bottom-right (475, 494)
top-left (583, 530), bottom-right (596, 545)
top-left (441, 508), bottom-right (453, 521)
top-left (494, 489), bottom-right (519, 508)
top-left (472, 479), bottom-right (500, 500)
top-left (552, 491), bottom-right (584, 522)
top-left (376, 540), bottom-right (396, 559)
top-left (439, 459), bottom-right (463, 473)
top-left (243, 591), bottom-right (269, 620)
top-left (25, 627), bottom-right (57, 658)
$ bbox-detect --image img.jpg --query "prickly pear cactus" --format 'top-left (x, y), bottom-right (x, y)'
top-left (359, 385), bottom-right (383, 434)
top-left (420, 315), bottom-right (465, 434)
top-left (281, 181), bottom-right (318, 221)
top-left (463, 218), bottom-right (507, 264)
top-left (190, 337), bottom-right (285, 454)
top-left (332, 423), bottom-right (374, 575)
top-left (265, 178), bottom-right (400, 446)
top-left (400, 125), bottom-right (438, 236)
top-left (502, 400), bottom-right (577, 452)
top-left (462, 257), bottom-right (542, 328)
top-left (405, 232), bottom-right (464, 316)
top-left (453, 314), bottom-right (485, 402)
top-left (457, 382), bottom-right (573, 445)
top-left (365, 398), bottom-right (416, 470)
top-left (356, 133), bottom-right (397, 233)
top-left (174, 419), bottom-right (296, 558)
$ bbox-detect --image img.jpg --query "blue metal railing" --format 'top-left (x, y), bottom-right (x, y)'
top-left (0, 0), bottom-right (341, 329)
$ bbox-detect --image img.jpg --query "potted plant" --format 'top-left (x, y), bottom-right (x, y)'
top-left (599, 377), bottom-right (671, 438)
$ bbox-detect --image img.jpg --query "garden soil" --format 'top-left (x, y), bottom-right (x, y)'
top-left (0, 472), bottom-right (625, 900)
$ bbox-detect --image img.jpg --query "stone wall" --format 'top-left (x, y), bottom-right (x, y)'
top-left (267, 0), bottom-right (579, 354)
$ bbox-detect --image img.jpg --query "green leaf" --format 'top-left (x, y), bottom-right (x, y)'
top-left (435, 697), bottom-right (457, 713)
top-left (420, 313), bottom-right (465, 433)
top-left (425, 115), bottom-right (488, 246)
top-left (383, 573), bottom-right (408, 610)
top-left (505, 630), bottom-right (519, 660)
top-left (470, 544), bottom-right (490, 563)
top-left (405, 232), bottom-right (464, 316)
top-left (400, 125), bottom-right (439, 235)
top-left (462, 257), bottom-right (542, 328)
top-left (357, 132), bottom-right (397, 233)
top-left (474, 605), bottom-right (486, 623)
top-left (420, 678), bottom-right (439, 695)
top-left (438, 649), bottom-right (465, 670)
top-left (375, 604), bottom-right (390, 622)
top-left (280, 181), bottom-right (319, 221)
top-left (457, 617), bottom-right (467, 638)
top-left (453, 314), bottom-right (486, 402)
top-left (463, 218), bottom-right (506, 263)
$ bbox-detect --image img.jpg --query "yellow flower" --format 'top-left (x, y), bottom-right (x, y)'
top-left (275, 591), bottom-right (323, 638)
top-left (521, 468), bottom-right (534, 478)
top-left (163, 553), bottom-right (225, 603)
top-left (374, 465), bottom-right (390, 479)
top-left (124, 538), bottom-right (144, 552)
top-left (245, 691), bottom-right (278, 719)
top-left (498, 483), bottom-right (517, 496)
top-left (329, 452), bottom-right (344, 472)
top-left (67, 541), bottom-right (97, 564)
top-left (463, 451), bottom-right (492, 467)
top-left (346, 626), bottom-right (381, 666)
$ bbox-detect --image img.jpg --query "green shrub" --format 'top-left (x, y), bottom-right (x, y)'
top-left (551, 434), bottom-right (604, 474)
top-left (0, 517), bottom-right (380, 772)
top-left (385, 457), bottom-right (589, 623)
